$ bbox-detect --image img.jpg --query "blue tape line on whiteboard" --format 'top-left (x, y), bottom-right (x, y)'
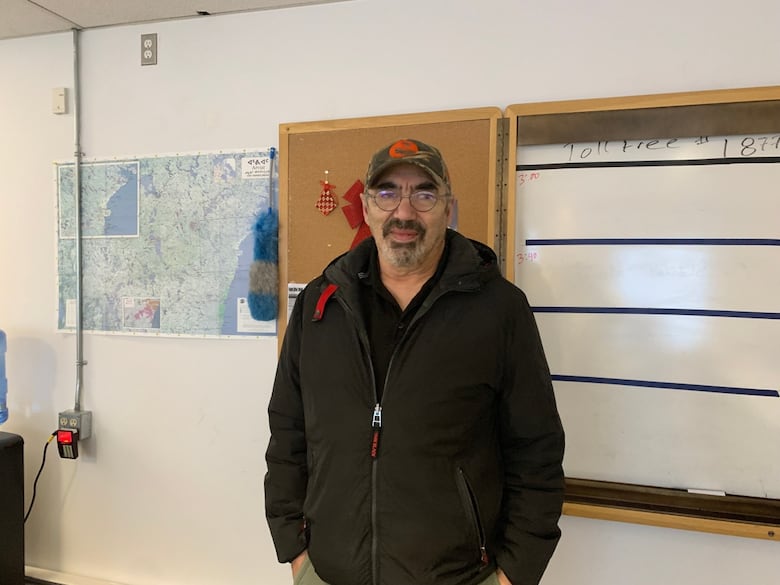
top-left (516, 156), bottom-right (780, 171)
top-left (526, 238), bottom-right (780, 246)
top-left (551, 374), bottom-right (779, 397)
top-left (532, 306), bottom-right (780, 320)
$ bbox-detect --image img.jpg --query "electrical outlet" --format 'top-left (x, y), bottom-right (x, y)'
top-left (141, 33), bottom-right (157, 66)
top-left (58, 409), bottom-right (92, 440)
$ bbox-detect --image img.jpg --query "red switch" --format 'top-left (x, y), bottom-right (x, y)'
top-left (57, 429), bottom-right (79, 459)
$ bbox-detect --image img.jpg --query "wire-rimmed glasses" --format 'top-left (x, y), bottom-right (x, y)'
top-left (366, 189), bottom-right (445, 212)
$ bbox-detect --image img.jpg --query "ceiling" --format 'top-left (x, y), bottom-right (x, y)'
top-left (1, 0), bottom-right (348, 40)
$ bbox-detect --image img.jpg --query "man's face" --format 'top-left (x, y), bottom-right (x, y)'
top-left (362, 163), bottom-right (451, 270)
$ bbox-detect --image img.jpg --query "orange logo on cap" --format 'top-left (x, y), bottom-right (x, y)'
top-left (388, 140), bottom-right (419, 159)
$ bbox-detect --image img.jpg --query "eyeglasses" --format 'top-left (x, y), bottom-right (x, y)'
top-left (367, 189), bottom-right (445, 212)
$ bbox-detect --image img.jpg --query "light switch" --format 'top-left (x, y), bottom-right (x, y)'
top-left (52, 87), bottom-right (67, 114)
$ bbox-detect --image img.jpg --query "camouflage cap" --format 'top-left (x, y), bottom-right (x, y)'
top-left (365, 139), bottom-right (451, 191)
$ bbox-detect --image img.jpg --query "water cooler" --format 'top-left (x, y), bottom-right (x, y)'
top-left (0, 431), bottom-right (24, 585)
top-left (0, 328), bottom-right (24, 584)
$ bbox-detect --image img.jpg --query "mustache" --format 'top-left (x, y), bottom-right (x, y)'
top-left (382, 218), bottom-right (426, 238)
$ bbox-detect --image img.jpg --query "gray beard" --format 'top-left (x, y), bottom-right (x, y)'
top-left (380, 219), bottom-right (427, 268)
top-left (381, 240), bottom-right (425, 268)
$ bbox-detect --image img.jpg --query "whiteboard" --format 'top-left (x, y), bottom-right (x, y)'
top-left (514, 133), bottom-right (780, 499)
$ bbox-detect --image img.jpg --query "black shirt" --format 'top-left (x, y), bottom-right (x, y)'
top-left (360, 240), bottom-right (450, 401)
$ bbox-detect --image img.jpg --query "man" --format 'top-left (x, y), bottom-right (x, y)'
top-left (266, 139), bottom-right (565, 585)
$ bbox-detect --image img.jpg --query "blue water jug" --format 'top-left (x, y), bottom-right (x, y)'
top-left (0, 329), bottom-right (7, 424)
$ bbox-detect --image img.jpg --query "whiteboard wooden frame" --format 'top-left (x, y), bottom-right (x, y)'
top-left (506, 85), bottom-right (780, 539)
top-left (563, 502), bottom-right (779, 541)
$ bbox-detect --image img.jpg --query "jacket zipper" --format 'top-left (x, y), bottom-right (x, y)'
top-left (370, 403), bottom-right (381, 585)
top-left (370, 403), bottom-right (382, 458)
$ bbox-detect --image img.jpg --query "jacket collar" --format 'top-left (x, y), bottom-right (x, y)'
top-left (322, 229), bottom-right (499, 294)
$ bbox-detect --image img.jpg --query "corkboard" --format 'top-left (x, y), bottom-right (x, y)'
top-left (278, 108), bottom-right (503, 341)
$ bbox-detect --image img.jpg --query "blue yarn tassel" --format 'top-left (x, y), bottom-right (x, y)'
top-left (248, 207), bottom-right (279, 321)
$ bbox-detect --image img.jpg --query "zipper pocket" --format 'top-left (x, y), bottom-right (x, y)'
top-left (456, 467), bottom-right (489, 566)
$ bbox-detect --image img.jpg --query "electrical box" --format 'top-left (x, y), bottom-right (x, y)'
top-left (58, 409), bottom-right (92, 440)
top-left (57, 410), bottom-right (91, 460)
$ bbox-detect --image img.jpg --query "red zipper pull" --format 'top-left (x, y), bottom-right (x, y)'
top-left (480, 546), bottom-right (489, 566)
top-left (370, 403), bottom-right (382, 458)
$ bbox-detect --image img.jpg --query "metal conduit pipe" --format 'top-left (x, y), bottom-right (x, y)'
top-left (72, 28), bottom-right (86, 412)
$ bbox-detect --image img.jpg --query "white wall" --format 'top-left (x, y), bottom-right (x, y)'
top-left (1, 1), bottom-right (778, 584)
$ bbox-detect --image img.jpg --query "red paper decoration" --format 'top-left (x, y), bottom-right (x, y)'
top-left (315, 171), bottom-right (338, 215)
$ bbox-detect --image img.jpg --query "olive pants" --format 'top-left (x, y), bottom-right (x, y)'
top-left (293, 556), bottom-right (501, 585)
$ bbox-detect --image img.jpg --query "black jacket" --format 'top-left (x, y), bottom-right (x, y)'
top-left (266, 230), bottom-right (564, 585)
